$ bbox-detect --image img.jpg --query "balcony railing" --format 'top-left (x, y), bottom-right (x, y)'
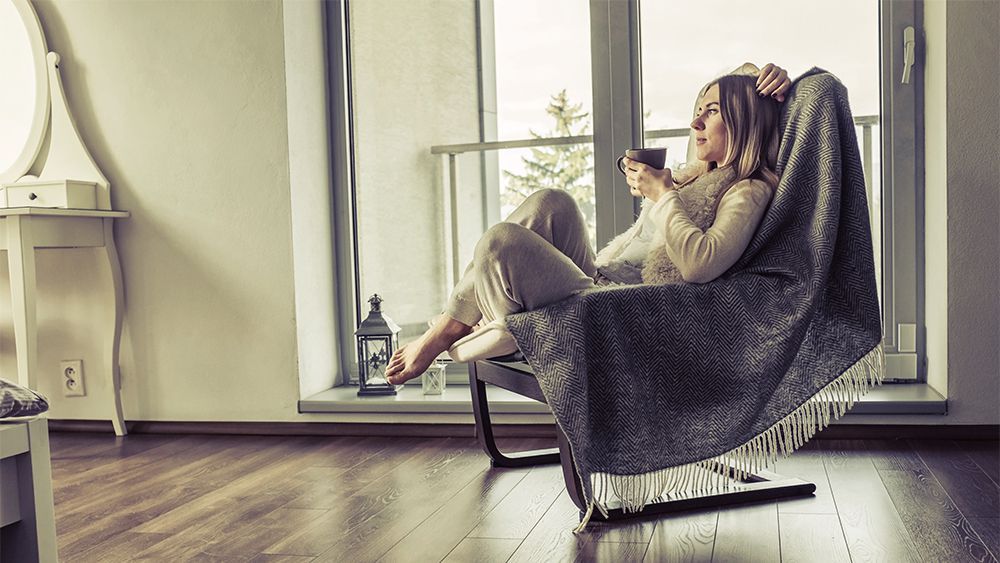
top-left (430, 115), bottom-right (879, 288)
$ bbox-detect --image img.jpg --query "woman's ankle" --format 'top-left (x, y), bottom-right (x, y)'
top-left (427, 316), bottom-right (473, 345)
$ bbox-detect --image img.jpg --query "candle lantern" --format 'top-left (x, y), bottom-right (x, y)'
top-left (422, 362), bottom-right (447, 395)
top-left (355, 294), bottom-right (401, 396)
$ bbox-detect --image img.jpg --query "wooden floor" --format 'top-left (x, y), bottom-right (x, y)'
top-left (47, 432), bottom-right (999, 562)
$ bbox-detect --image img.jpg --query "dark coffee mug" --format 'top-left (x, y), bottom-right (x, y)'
top-left (616, 147), bottom-right (667, 175)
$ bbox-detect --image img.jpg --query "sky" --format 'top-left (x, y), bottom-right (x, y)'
top-left (494, 0), bottom-right (880, 136)
top-left (493, 0), bottom-right (881, 184)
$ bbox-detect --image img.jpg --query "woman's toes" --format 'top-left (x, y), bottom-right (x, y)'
top-left (387, 369), bottom-right (413, 385)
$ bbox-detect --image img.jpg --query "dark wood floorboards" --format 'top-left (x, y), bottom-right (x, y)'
top-left (46, 432), bottom-right (999, 562)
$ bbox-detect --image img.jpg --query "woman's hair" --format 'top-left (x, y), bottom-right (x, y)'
top-left (695, 73), bottom-right (782, 190)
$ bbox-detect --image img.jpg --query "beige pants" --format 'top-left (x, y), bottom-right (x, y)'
top-left (443, 188), bottom-right (598, 326)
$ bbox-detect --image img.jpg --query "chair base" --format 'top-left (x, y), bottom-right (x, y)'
top-left (469, 359), bottom-right (817, 522)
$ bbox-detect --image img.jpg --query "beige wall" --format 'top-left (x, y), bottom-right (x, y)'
top-left (283, 0), bottom-right (340, 398)
top-left (922, 0), bottom-right (949, 407)
top-left (10, 0), bottom-right (301, 421)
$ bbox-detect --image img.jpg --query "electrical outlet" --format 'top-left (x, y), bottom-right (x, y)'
top-left (61, 360), bottom-right (85, 397)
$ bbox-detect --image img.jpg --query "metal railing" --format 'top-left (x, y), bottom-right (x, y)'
top-left (430, 115), bottom-right (879, 287)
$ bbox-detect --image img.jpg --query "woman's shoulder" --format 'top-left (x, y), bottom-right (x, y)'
top-left (723, 177), bottom-right (774, 206)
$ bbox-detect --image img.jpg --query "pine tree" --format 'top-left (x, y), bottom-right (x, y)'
top-left (502, 90), bottom-right (596, 246)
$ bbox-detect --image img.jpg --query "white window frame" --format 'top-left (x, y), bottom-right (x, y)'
top-left (879, 0), bottom-right (923, 381)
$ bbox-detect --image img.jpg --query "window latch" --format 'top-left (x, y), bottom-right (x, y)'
top-left (901, 26), bottom-right (916, 84)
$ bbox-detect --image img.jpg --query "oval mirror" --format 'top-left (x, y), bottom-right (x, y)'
top-left (0, 0), bottom-right (49, 184)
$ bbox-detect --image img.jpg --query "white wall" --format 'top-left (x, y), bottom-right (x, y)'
top-left (282, 0), bottom-right (339, 398)
top-left (922, 0), bottom-right (948, 404)
top-left (11, 0), bottom-right (302, 421)
top-left (939, 0), bottom-right (999, 423)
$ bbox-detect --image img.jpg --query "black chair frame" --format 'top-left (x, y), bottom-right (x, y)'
top-left (469, 358), bottom-right (817, 523)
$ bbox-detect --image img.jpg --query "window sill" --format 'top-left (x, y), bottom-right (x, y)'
top-left (300, 384), bottom-right (553, 415)
top-left (299, 382), bottom-right (947, 416)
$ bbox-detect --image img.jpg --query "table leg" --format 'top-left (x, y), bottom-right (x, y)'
top-left (103, 218), bottom-right (127, 436)
top-left (7, 216), bottom-right (38, 391)
top-left (25, 418), bottom-right (58, 562)
top-left (2, 419), bottom-right (58, 563)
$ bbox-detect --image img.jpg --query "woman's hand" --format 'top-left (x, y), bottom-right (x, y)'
top-left (756, 63), bottom-right (791, 102)
top-left (622, 156), bottom-right (674, 202)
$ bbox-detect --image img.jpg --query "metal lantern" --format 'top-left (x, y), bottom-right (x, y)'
top-left (355, 294), bottom-right (401, 396)
top-left (422, 362), bottom-right (447, 395)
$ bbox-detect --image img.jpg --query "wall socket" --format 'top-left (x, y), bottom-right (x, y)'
top-left (61, 360), bottom-right (86, 397)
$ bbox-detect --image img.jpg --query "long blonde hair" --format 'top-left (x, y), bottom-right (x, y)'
top-left (682, 74), bottom-right (781, 192)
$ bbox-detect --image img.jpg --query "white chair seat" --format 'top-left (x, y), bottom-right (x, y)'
top-left (447, 318), bottom-right (519, 362)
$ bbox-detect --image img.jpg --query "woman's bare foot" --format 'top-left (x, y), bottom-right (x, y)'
top-left (385, 316), bottom-right (473, 385)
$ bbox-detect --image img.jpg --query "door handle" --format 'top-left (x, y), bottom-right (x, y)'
top-left (901, 26), bottom-right (915, 84)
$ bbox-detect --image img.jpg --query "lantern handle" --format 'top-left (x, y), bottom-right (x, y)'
top-left (368, 294), bottom-right (383, 312)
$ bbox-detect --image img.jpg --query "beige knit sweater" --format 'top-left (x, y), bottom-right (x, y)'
top-left (593, 62), bottom-right (774, 286)
top-left (594, 164), bottom-right (773, 285)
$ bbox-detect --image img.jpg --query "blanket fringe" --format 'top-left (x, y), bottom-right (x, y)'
top-left (579, 343), bottom-right (885, 530)
top-left (573, 501), bottom-right (596, 534)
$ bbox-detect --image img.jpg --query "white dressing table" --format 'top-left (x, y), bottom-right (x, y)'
top-left (1, 208), bottom-right (129, 436)
top-left (2, 0), bottom-right (130, 436)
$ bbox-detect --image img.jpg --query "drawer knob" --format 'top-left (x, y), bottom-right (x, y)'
top-left (28, 192), bottom-right (38, 200)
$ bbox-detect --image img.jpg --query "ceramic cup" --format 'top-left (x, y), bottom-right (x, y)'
top-left (616, 147), bottom-right (667, 175)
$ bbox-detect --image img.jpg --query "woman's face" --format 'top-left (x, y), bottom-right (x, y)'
top-left (691, 84), bottom-right (729, 164)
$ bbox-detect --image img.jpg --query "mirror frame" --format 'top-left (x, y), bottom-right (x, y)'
top-left (1, 0), bottom-right (50, 184)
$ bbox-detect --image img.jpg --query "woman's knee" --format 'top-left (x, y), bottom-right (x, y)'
top-left (474, 222), bottom-right (531, 263)
top-left (523, 188), bottom-right (580, 218)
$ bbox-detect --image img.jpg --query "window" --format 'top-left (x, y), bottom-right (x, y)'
top-left (491, 0), bottom-right (597, 250)
top-left (637, 0), bottom-right (922, 381)
top-left (348, 0), bottom-right (481, 345)
top-left (327, 0), bottom-right (924, 386)
top-left (640, 0), bottom-right (881, 304)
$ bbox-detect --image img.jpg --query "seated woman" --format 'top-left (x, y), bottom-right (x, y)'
top-left (386, 63), bottom-right (790, 385)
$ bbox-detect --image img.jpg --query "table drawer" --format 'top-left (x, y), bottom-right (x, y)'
top-left (3, 180), bottom-right (97, 209)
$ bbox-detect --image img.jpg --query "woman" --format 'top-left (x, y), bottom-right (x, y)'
top-left (385, 63), bottom-right (790, 385)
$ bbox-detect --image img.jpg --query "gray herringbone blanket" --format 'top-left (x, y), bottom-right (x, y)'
top-left (505, 68), bottom-right (885, 529)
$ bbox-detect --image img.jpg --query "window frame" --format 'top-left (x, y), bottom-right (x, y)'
top-left (325, 0), bottom-right (362, 386)
top-left (589, 0), bottom-right (645, 245)
top-left (879, 0), bottom-right (924, 381)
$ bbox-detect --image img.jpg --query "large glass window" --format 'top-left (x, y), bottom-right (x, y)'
top-left (493, 0), bottom-right (596, 249)
top-left (347, 0), bottom-right (485, 359)
top-left (345, 0), bottom-right (595, 373)
top-left (331, 0), bottom-right (922, 385)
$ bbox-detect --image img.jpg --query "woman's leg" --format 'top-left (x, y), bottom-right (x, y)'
top-left (441, 188), bottom-right (596, 326)
top-left (472, 221), bottom-right (596, 323)
top-left (504, 188), bottom-right (597, 278)
top-left (387, 188), bottom-right (594, 384)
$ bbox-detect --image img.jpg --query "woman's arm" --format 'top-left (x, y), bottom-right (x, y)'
top-left (647, 179), bottom-right (773, 283)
